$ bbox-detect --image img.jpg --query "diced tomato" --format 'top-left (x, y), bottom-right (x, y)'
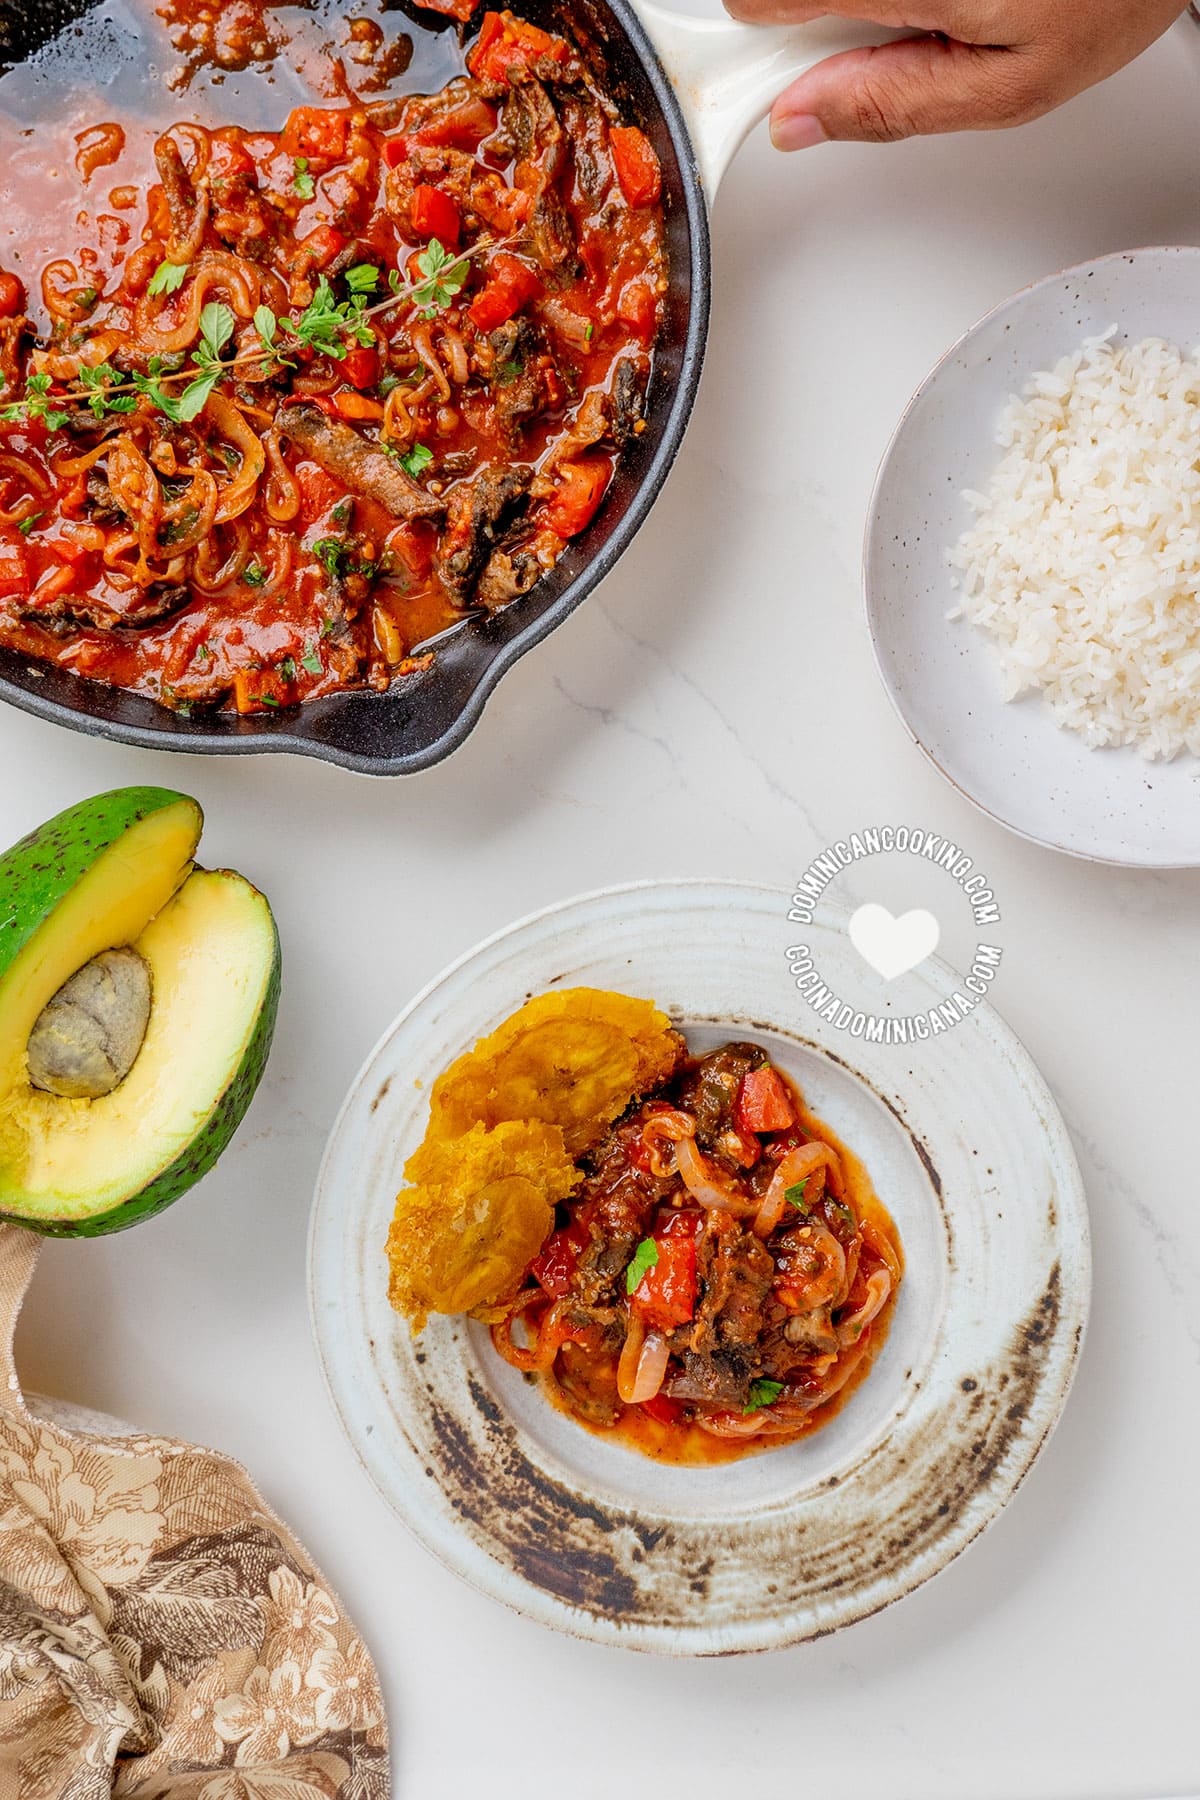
top-left (233, 666), bottom-right (295, 714)
top-left (618, 279), bottom-right (659, 341)
top-left (0, 542), bottom-right (29, 597)
top-left (280, 107), bottom-right (349, 164)
top-left (49, 535), bottom-right (92, 567)
top-left (341, 344), bottom-right (380, 390)
top-left (295, 462), bottom-right (343, 524)
top-left (630, 1232), bottom-right (697, 1331)
top-left (468, 251), bottom-right (540, 332)
top-left (641, 1392), bottom-right (684, 1426)
top-left (610, 125), bottom-right (662, 208)
top-left (467, 10), bottom-right (569, 86)
top-left (297, 225), bottom-right (348, 272)
top-left (389, 518), bottom-right (438, 580)
top-left (382, 136), bottom-right (411, 169)
top-left (540, 459), bottom-right (609, 539)
top-left (207, 136), bottom-right (256, 185)
top-left (472, 181), bottom-right (532, 235)
top-left (409, 184), bottom-right (461, 245)
top-left (736, 1066), bottom-right (796, 1136)
top-left (414, 97), bottom-right (498, 151)
top-left (0, 272), bottom-right (25, 319)
top-left (418, 0), bottom-right (481, 17)
top-left (531, 1221), bottom-right (589, 1299)
top-left (29, 563), bottom-right (76, 606)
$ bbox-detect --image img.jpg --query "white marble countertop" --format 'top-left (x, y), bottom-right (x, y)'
top-left (6, 6), bottom-right (1200, 1796)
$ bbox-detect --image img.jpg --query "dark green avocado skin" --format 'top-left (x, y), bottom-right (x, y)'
top-left (0, 786), bottom-right (201, 986)
top-left (12, 910), bottom-right (282, 1238)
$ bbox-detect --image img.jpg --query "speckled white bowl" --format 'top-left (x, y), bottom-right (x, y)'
top-left (309, 881), bottom-right (1090, 1654)
top-left (865, 246), bottom-right (1200, 868)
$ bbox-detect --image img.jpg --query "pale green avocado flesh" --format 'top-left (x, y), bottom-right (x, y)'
top-left (0, 787), bottom-right (279, 1236)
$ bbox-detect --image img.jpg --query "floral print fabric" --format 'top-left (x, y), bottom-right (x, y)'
top-left (0, 1228), bottom-right (388, 1799)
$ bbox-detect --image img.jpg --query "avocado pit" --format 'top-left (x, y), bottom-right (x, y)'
top-left (26, 947), bottom-right (152, 1100)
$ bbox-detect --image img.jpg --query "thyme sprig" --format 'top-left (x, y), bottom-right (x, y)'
top-left (0, 235), bottom-right (510, 430)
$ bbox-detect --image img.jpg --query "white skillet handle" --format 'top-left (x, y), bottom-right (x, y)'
top-left (628, 1), bottom-right (906, 196)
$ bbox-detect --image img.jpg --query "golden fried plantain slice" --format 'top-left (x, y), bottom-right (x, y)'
top-left (387, 1119), bottom-right (581, 1332)
top-left (425, 988), bottom-right (683, 1157)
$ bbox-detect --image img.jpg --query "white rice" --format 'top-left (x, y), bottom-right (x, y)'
top-left (948, 330), bottom-right (1200, 760)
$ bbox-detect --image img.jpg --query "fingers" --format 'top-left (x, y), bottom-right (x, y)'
top-left (769, 35), bottom-right (1051, 147)
top-left (725, 0), bottom-right (994, 31)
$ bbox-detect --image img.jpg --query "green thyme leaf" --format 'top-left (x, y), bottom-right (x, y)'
top-left (625, 1238), bottom-right (659, 1296)
top-left (412, 237), bottom-right (467, 316)
top-left (254, 305), bottom-right (278, 348)
top-left (345, 263), bottom-right (380, 295)
top-left (743, 1379), bottom-right (784, 1415)
top-left (147, 259), bottom-right (189, 297)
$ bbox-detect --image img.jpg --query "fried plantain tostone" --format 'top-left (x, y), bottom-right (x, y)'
top-left (425, 987), bottom-right (684, 1157)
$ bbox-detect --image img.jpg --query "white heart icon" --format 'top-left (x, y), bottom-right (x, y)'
top-left (848, 904), bottom-right (941, 982)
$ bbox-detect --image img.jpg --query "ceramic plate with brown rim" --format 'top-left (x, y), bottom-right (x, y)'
top-left (308, 881), bottom-right (1089, 1655)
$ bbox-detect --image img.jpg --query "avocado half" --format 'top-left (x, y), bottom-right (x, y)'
top-left (0, 786), bottom-right (280, 1236)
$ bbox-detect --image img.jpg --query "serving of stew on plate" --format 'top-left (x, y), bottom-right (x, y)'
top-left (0, 6), bottom-right (667, 714)
top-left (490, 1041), bottom-right (904, 1466)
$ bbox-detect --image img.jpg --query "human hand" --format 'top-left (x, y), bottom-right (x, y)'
top-left (724, 0), bottom-right (1188, 147)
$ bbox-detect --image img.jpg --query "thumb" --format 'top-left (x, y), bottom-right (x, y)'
top-left (769, 35), bottom-right (1043, 147)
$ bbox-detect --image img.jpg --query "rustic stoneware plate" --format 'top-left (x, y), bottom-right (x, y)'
top-left (308, 881), bottom-right (1089, 1655)
top-left (865, 246), bottom-right (1200, 869)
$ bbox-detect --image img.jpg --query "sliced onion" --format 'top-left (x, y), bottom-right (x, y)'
top-left (836, 1270), bottom-right (891, 1348)
top-left (618, 1319), bottom-right (670, 1405)
top-left (753, 1141), bottom-right (846, 1238)
top-left (675, 1135), bottom-right (757, 1215)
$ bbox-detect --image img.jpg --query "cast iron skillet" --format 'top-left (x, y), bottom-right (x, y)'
top-left (0, 0), bottom-right (710, 774)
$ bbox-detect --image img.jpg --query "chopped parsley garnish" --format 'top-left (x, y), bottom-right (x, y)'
top-left (301, 643), bottom-right (323, 675)
top-left (242, 562), bottom-right (267, 586)
top-left (293, 157), bottom-right (315, 200)
top-left (147, 259), bottom-right (189, 296)
top-left (625, 1238), bottom-right (659, 1295)
top-left (785, 1179), bottom-right (811, 1213)
top-left (495, 357), bottom-right (524, 387)
top-left (397, 442), bottom-right (433, 479)
top-left (743, 1379), bottom-right (784, 1415)
top-left (16, 511), bottom-right (44, 535)
top-left (345, 263), bottom-right (380, 296)
top-left (278, 656), bottom-right (296, 684)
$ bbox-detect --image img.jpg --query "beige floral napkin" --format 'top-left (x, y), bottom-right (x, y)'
top-left (0, 1227), bottom-right (388, 1799)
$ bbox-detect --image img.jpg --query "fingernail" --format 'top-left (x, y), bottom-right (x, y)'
top-left (770, 111), bottom-right (829, 152)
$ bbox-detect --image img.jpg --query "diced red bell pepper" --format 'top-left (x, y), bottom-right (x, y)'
top-left (630, 1232), bottom-right (697, 1332)
top-left (736, 1065), bottom-right (796, 1135)
top-left (641, 1392), bottom-right (684, 1426)
top-left (467, 10), bottom-right (569, 85)
top-left (0, 271), bottom-right (25, 319)
top-left (419, 0), bottom-right (481, 17)
top-left (295, 463), bottom-right (344, 525)
top-left (409, 184), bottom-right (462, 245)
top-left (0, 542), bottom-right (29, 597)
top-left (280, 107), bottom-right (349, 165)
top-left (610, 125), bottom-right (662, 209)
top-left (49, 535), bottom-right (92, 567)
top-left (531, 1221), bottom-right (589, 1299)
top-left (618, 279), bottom-right (659, 341)
top-left (540, 459), bottom-right (609, 539)
top-left (297, 224), bottom-right (348, 272)
top-left (341, 344), bottom-right (380, 390)
top-left (468, 252), bottom-right (540, 333)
